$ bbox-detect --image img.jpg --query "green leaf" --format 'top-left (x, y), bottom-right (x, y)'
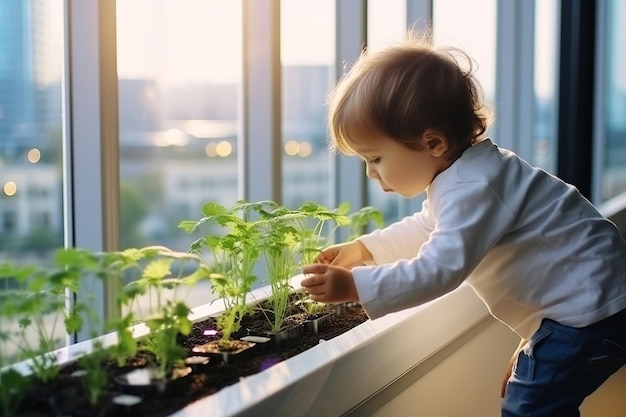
top-left (178, 317), bottom-right (192, 336)
top-left (335, 201), bottom-right (351, 215)
top-left (178, 220), bottom-right (201, 233)
top-left (120, 280), bottom-right (147, 302)
top-left (65, 311), bottom-right (84, 334)
top-left (118, 247), bottom-right (147, 263)
top-left (200, 201), bottom-right (229, 217)
top-left (118, 328), bottom-right (137, 357)
top-left (141, 259), bottom-right (173, 281)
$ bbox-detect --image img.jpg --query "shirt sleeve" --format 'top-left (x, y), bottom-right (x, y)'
top-left (353, 180), bottom-right (515, 320)
top-left (357, 198), bottom-right (434, 265)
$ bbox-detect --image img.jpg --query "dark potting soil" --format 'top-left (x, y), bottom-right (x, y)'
top-left (11, 303), bottom-right (368, 417)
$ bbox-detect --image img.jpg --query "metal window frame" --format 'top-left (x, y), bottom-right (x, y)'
top-left (556, 0), bottom-right (597, 199)
top-left (64, 0), bottom-right (120, 342)
top-left (240, 0), bottom-right (282, 203)
top-left (592, 0), bottom-right (607, 204)
top-left (493, 0), bottom-right (535, 160)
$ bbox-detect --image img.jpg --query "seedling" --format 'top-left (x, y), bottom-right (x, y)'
top-left (179, 202), bottom-right (263, 348)
top-left (115, 246), bottom-right (210, 377)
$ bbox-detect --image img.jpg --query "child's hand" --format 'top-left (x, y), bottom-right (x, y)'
top-left (501, 359), bottom-right (514, 398)
top-left (301, 263), bottom-right (359, 304)
top-left (315, 240), bottom-right (373, 268)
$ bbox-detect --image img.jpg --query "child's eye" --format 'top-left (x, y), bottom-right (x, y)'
top-left (368, 157), bottom-right (381, 164)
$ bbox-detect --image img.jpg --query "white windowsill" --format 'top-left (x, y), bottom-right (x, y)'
top-left (170, 279), bottom-right (488, 417)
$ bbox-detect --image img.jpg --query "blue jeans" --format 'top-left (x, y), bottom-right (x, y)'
top-left (502, 308), bottom-right (626, 417)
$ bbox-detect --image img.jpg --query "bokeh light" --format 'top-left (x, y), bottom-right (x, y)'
top-left (284, 140), bottom-right (300, 156)
top-left (27, 148), bottom-right (41, 163)
top-left (215, 141), bottom-right (232, 157)
top-left (284, 140), bottom-right (312, 157)
top-left (3, 181), bottom-right (17, 196)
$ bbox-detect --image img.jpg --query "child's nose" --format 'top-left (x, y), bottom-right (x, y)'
top-left (365, 163), bottom-right (379, 179)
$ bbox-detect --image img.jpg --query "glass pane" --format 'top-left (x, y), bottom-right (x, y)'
top-left (0, 0), bottom-right (66, 357)
top-left (366, 0), bottom-right (408, 224)
top-left (116, 0), bottom-right (242, 309)
top-left (533, 0), bottom-right (559, 172)
top-left (433, 0), bottom-right (497, 105)
top-left (368, 0), bottom-right (407, 52)
top-left (600, 0), bottom-right (626, 201)
top-left (280, 0), bottom-right (334, 209)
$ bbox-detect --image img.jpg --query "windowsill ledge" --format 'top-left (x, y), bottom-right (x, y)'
top-left (170, 280), bottom-right (488, 417)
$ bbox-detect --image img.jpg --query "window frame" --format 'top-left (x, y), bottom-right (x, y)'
top-left (64, 0), bottom-right (120, 341)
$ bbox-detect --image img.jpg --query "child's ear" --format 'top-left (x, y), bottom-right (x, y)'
top-left (422, 129), bottom-right (448, 157)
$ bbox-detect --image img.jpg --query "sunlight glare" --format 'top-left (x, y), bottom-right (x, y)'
top-left (154, 129), bottom-right (188, 147)
top-left (117, 0), bottom-right (242, 86)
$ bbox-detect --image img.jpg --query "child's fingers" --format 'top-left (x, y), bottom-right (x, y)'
top-left (300, 275), bottom-right (316, 287)
top-left (307, 293), bottom-right (325, 302)
top-left (301, 273), bottom-right (324, 288)
top-left (314, 252), bottom-right (333, 264)
top-left (301, 264), bottom-right (330, 293)
top-left (302, 263), bottom-right (329, 275)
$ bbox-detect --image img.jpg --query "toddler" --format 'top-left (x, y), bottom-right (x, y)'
top-left (301, 35), bottom-right (626, 417)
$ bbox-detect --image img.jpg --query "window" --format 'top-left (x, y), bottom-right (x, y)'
top-left (433, 0), bottom-right (497, 106)
top-left (596, 0), bottom-right (626, 202)
top-left (116, 0), bottom-right (242, 253)
top-left (0, 1), bottom-right (64, 263)
top-left (533, 0), bottom-right (559, 172)
top-left (281, 0), bottom-right (335, 209)
top-left (116, 0), bottom-right (242, 312)
top-left (0, 0), bottom-right (65, 355)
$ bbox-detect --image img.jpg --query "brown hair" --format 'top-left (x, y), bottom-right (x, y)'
top-left (327, 34), bottom-right (492, 160)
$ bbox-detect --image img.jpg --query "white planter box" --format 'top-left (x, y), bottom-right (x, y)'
top-left (171, 279), bottom-right (488, 417)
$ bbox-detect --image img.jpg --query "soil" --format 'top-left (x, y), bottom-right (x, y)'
top-left (9, 303), bottom-right (368, 417)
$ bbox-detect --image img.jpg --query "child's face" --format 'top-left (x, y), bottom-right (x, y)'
top-left (350, 133), bottom-right (451, 198)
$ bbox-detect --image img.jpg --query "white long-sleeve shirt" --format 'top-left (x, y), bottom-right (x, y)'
top-left (354, 139), bottom-right (626, 338)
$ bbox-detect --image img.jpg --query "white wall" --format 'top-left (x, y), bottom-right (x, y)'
top-left (349, 316), bottom-right (626, 417)
top-left (350, 317), bottom-right (519, 417)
